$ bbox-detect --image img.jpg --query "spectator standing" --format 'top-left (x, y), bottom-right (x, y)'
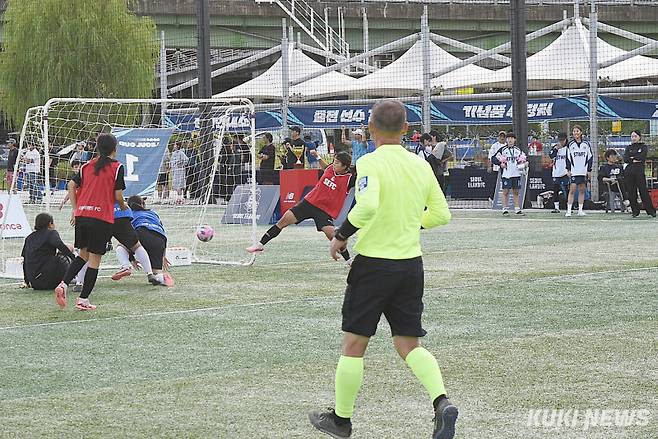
top-left (5, 138), bottom-right (18, 193)
top-left (287, 126), bottom-right (306, 169)
top-left (528, 135), bottom-right (543, 155)
top-left (69, 142), bottom-right (88, 166)
top-left (548, 132), bottom-right (569, 213)
top-left (22, 143), bottom-right (42, 204)
top-left (488, 131), bottom-right (508, 200)
top-left (623, 130), bottom-right (656, 218)
top-left (170, 142), bottom-right (189, 202)
top-left (429, 130), bottom-right (452, 193)
top-left (257, 132), bottom-right (276, 184)
top-left (565, 125), bottom-right (593, 217)
top-left (305, 134), bottom-right (320, 169)
top-left (157, 146), bottom-right (171, 202)
top-left (341, 126), bottom-right (369, 164)
top-left (184, 140), bottom-right (199, 199)
top-left (491, 132), bottom-right (525, 215)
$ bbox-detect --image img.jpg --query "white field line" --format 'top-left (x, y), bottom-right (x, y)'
top-left (1, 266), bottom-right (656, 333)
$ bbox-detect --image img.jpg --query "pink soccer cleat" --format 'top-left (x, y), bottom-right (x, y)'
top-left (55, 282), bottom-right (67, 308)
top-left (111, 267), bottom-right (132, 281)
top-left (75, 297), bottom-right (97, 311)
top-left (246, 243), bottom-right (264, 253)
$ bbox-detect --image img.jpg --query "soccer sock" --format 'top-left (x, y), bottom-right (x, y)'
top-left (76, 263), bottom-right (88, 285)
top-left (80, 267), bottom-right (98, 299)
top-left (554, 202), bottom-right (560, 210)
top-left (116, 246), bottom-right (131, 268)
top-left (63, 256), bottom-right (86, 285)
top-left (334, 355), bottom-right (364, 419)
top-left (133, 246), bottom-right (153, 275)
top-left (260, 225), bottom-right (281, 245)
top-left (567, 204), bottom-right (572, 214)
top-left (405, 347), bottom-right (447, 404)
top-left (339, 248), bottom-right (351, 261)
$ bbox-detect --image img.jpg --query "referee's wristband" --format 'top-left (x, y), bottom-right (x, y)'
top-left (335, 218), bottom-right (358, 241)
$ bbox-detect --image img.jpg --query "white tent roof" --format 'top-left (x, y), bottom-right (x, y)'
top-left (214, 45), bottom-right (358, 101)
top-left (473, 21), bottom-right (658, 90)
top-left (346, 40), bottom-right (494, 97)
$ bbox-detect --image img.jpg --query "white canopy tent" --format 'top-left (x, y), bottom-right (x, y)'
top-left (473, 20), bottom-right (658, 90)
top-left (214, 44), bottom-right (358, 101)
top-left (346, 40), bottom-right (494, 97)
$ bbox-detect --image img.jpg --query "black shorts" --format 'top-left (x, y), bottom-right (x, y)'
top-left (289, 199), bottom-right (333, 231)
top-left (136, 228), bottom-right (167, 270)
top-left (342, 255), bottom-right (426, 338)
top-left (30, 254), bottom-right (70, 290)
top-left (74, 217), bottom-right (113, 255)
top-left (157, 173), bottom-right (169, 185)
top-left (501, 176), bottom-right (521, 189)
top-left (570, 175), bottom-right (587, 185)
top-left (113, 217), bottom-right (139, 249)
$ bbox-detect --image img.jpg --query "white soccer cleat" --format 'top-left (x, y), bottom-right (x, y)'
top-left (246, 243), bottom-right (264, 253)
top-left (565, 212), bottom-right (572, 217)
top-left (577, 211), bottom-right (587, 216)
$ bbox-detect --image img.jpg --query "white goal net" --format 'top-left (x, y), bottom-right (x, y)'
top-left (1, 98), bottom-right (258, 278)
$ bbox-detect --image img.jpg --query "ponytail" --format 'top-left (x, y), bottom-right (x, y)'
top-left (94, 133), bottom-right (117, 175)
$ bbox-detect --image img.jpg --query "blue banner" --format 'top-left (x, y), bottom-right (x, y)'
top-left (112, 127), bottom-right (175, 197)
top-left (164, 96), bottom-right (658, 131)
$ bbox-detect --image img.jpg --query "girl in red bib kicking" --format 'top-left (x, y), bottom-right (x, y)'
top-left (247, 152), bottom-right (354, 262)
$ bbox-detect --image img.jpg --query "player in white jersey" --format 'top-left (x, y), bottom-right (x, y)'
top-left (565, 125), bottom-right (593, 217)
top-left (491, 132), bottom-right (527, 215)
top-left (488, 130), bottom-right (507, 200)
top-left (548, 132), bottom-right (569, 213)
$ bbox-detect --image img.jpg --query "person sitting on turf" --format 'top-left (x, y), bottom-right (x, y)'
top-left (21, 213), bottom-right (76, 290)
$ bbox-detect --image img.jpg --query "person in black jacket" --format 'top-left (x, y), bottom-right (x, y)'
top-left (598, 149), bottom-right (630, 209)
top-left (623, 130), bottom-right (656, 218)
top-left (21, 213), bottom-right (76, 290)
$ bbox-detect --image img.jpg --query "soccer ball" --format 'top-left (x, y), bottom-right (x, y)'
top-left (196, 225), bottom-right (214, 242)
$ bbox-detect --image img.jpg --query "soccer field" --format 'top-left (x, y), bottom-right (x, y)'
top-left (1, 210), bottom-right (656, 438)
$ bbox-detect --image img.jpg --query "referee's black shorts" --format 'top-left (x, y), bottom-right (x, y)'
top-left (113, 217), bottom-right (139, 249)
top-left (341, 255), bottom-right (427, 338)
top-left (74, 217), bottom-right (113, 255)
top-left (289, 199), bottom-right (333, 231)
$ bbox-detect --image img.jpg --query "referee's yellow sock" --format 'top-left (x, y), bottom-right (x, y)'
top-left (334, 355), bottom-right (364, 419)
top-left (405, 347), bottom-right (446, 402)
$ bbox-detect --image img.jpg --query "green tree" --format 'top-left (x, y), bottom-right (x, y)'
top-left (0, 0), bottom-right (159, 128)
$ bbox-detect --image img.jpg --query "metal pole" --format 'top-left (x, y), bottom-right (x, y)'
top-left (589, 0), bottom-right (599, 201)
top-left (281, 19), bottom-right (290, 131)
top-left (421, 7), bottom-right (431, 133)
top-left (160, 31), bottom-right (167, 126)
top-left (510, 0), bottom-right (528, 153)
top-left (197, 0), bottom-right (212, 98)
top-left (362, 7), bottom-right (369, 70)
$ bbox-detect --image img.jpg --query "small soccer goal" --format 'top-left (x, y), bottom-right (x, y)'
top-left (0, 98), bottom-right (259, 277)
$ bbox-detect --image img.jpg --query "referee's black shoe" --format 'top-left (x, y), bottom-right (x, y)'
top-left (308, 408), bottom-right (352, 438)
top-left (433, 398), bottom-right (458, 439)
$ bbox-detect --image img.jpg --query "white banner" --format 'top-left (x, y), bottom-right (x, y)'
top-left (0, 194), bottom-right (31, 238)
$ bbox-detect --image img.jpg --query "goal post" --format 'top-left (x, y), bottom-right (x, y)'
top-left (1, 98), bottom-right (259, 277)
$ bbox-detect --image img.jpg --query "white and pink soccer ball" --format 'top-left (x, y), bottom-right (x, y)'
top-left (196, 225), bottom-right (214, 242)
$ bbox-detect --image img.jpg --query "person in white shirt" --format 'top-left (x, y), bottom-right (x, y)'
top-left (548, 132), bottom-right (569, 213)
top-left (21, 143), bottom-right (42, 203)
top-left (157, 147), bottom-right (171, 202)
top-left (565, 125), bottom-right (593, 217)
top-left (488, 131), bottom-right (507, 200)
top-left (491, 132), bottom-right (526, 215)
top-left (170, 142), bottom-right (189, 201)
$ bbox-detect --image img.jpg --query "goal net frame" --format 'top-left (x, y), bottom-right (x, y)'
top-left (1, 98), bottom-right (258, 278)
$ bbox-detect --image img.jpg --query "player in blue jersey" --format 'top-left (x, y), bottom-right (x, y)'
top-left (126, 195), bottom-right (169, 286)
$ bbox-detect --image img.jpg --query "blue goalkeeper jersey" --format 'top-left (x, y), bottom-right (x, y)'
top-left (131, 210), bottom-right (166, 238)
top-left (114, 202), bottom-right (133, 219)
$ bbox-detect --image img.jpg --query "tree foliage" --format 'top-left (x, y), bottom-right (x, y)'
top-left (0, 0), bottom-right (159, 128)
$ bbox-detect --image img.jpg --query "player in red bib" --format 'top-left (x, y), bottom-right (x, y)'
top-left (54, 133), bottom-right (128, 311)
top-left (247, 151), bottom-right (354, 262)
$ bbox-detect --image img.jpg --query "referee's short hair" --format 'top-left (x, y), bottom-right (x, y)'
top-left (370, 100), bottom-right (406, 134)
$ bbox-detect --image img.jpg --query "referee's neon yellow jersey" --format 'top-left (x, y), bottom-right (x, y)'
top-left (348, 144), bottom-right (451, 259)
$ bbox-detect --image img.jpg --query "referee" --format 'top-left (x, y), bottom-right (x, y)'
top-left (309, 100), bottom-right (457, 439)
